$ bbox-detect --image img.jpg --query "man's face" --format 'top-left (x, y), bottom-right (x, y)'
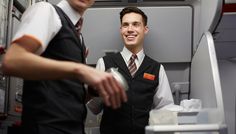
top-left (120, 12), bottom-right (148, 50)
top-left (68, 0), bottom-right (95, 14)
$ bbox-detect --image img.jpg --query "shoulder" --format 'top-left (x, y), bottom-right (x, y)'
top-left (33, 1), bottom-right (53, 7)
top-left (22, 2), bottom-right (57, 20)
top-left (21, 1), bottom-right (61, 29)
top-left (144, 55), bottom-right (160, 65)
top-left (102, 53), bottom-right (122, 66)
top-left (103, 52), bottom-right (121, 60)
top-left (28, 2), bottom-right (54, 11)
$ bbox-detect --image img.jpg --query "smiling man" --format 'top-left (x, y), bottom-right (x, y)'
top-left (89, 6), bottom-right (174, 134)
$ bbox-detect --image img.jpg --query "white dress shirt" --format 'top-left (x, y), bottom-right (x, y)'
top-left (12, 0), bottom-right (81, 55)
top-left (96, 47), bottom-right (174, 109)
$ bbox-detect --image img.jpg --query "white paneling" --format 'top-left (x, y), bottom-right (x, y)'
top-left (201, 0), bottom-right (222, 32)
top-left (192, 0), bottom-right (222, 52)
top-left (191, 32), bottom-right (225, 123)
top-left (0, 0), bottom-right (8, 47)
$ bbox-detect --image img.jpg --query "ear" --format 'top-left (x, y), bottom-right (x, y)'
top-left (144, 26), bottom-right (149, 34)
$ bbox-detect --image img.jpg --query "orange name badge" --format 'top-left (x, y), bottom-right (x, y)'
top-left (143, 73), bottom-right (155, 81)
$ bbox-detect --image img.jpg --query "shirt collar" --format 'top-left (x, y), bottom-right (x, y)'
top-left (57, 0), bottom-right (81, 25)
top-left (121, 47), bottom-right (145, 65)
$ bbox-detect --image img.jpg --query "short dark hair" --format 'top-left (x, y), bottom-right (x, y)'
top-left (120, 6), bottom-right (148, 26)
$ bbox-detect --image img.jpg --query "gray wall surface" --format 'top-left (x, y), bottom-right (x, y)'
top-left (218, 60), bottom-right (236, 134)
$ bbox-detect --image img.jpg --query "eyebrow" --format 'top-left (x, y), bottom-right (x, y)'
top-left (122, 21), bottom-right (142, 24)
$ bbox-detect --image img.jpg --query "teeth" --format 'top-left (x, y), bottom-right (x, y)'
top-left (127, 37), bottom-right (134, 40)
top-left (127, 35), bottom-right (135, 38)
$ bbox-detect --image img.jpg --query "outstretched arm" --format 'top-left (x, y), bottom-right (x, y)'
top-left (2, 37), bottom-right (127, 109)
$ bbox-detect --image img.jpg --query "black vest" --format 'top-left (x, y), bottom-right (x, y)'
top-left (100, 53), bottom-right (160, 134)
top-left (22, 5), bottom-right (86, 134)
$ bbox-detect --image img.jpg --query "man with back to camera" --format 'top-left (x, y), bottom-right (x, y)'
top-left (2, 0), bottom-right (127, 134)
top-left (87, 6), bottom-right (174, 134)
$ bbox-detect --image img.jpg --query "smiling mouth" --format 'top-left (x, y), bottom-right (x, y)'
top-left (126, 35), bottom-right (137, 40)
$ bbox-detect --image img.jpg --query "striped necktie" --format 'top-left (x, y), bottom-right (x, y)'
top-left (128, 54), bottom-right (137, 77)
top-left (75, 17), bottom-right (83, 33)
top-left (75, 17), bottom-right (86, 63)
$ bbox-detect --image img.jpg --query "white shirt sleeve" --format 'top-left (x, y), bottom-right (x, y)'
top-left (12, 2), bottom-right (62, 55)
top-left (96, 57), bottom-right (106, 71)
top-left (153, 64), bottom-right (174, 109)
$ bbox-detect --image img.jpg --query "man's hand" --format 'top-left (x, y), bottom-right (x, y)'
top-left (75, 65), bottom-right (127, 109)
